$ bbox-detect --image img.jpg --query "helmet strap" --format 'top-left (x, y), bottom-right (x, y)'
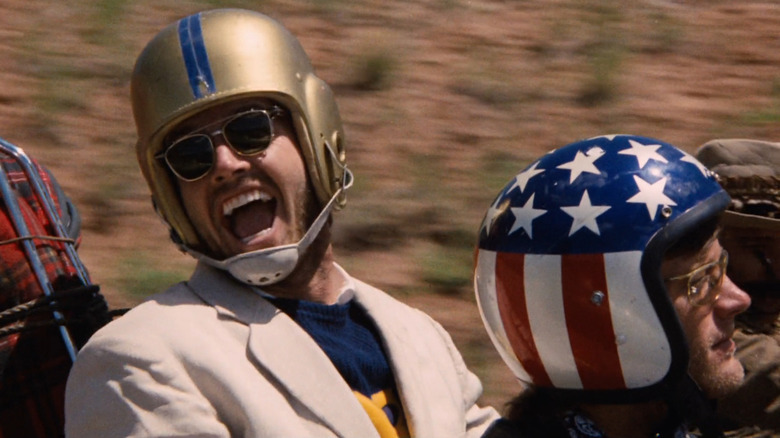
top-left (663, 374), bottom-right (724, 438)
top-left (187, 167), bottom-right (353, 287)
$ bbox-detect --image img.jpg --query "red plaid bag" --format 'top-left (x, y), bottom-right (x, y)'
top-left (0, 141), bottom-right (113, 438)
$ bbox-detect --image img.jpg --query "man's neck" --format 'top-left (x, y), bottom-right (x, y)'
top-left (277, 249), bottom-right (344, 304)
top-left (578, 400), bottom-right (669, 438)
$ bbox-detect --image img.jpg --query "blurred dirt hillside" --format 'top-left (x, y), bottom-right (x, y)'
top-left (1, 0), bottom-right (780, 409)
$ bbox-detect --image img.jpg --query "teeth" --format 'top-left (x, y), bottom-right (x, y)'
top-left (223, 190), bottom-right (272, 216)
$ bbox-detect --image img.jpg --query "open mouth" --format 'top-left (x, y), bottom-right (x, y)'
top-left (712, 335), bottom-right (736, 356)
top-left (222, 190), bottom-right (278, 243)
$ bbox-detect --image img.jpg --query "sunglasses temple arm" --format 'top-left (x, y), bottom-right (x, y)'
top-left (323, 140), bottom-right (353, 191)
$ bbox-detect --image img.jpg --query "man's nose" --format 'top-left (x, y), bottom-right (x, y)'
top-left (211, 134), bottom-right (250, 181)
top-left (714, 274), bottom-right (752, 318)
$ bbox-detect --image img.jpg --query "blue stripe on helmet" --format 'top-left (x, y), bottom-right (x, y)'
top-left (178, 13), bottom-right (216, 98)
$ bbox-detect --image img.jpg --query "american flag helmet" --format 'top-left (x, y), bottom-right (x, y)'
top-left (475, 134), bottom-right (730, 403)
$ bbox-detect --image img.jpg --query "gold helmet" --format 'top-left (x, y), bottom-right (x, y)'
top-left (132, 9), bottom-right (347, 251)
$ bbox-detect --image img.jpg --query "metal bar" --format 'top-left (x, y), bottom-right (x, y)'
top-left (0, 140), bottom-right (79, 362)
top-left (0, 138), bottom-right (91, 284)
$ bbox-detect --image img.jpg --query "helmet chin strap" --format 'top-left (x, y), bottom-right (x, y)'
top-left (663, 374), bottom-right (724, 438)
top-left (187, 167), bottom-right (353, 287)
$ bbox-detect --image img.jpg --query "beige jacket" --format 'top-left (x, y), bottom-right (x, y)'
top-left (64, 263), bottom-right (498, 437)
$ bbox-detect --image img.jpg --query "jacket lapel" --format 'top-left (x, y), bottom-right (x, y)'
top-left (186, 263), bottom-right (379, 438)
top-left (353, 280), bottom-right (441, 438)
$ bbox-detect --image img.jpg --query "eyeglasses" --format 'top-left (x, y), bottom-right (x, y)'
top-left (666, 250), bottom-right (729, 306)
top-left (156, 107), bottom-right (285, 182)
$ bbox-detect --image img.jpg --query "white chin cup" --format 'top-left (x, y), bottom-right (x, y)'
top-left (189, 170), bottom-right (352, 287)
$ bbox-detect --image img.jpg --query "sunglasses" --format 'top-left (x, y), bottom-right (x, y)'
top-left (666, 249), bottom-right (729, 307)
top-left (156, 106), bottom-right (285, 181)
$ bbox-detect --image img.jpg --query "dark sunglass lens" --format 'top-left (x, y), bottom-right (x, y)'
top-left (224, 112), bottom-right (273, 155)
top-left (166, 135), bottom-right (214, 180)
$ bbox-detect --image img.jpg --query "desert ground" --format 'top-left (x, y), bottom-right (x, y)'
top-left (2, 0), bottom-right (780, 410)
